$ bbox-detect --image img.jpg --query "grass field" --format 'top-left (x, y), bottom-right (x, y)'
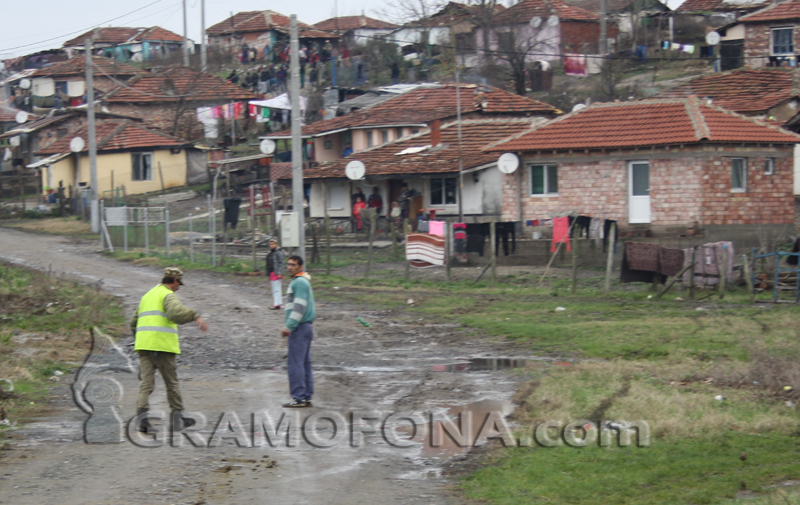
top-left (0, 263), bottom-right (126, 440)
top-left (309, 271), bottom-right (800, 504)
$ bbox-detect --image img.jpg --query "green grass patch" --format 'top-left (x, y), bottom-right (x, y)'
top-left (463, 433), bottom-right (800, 505)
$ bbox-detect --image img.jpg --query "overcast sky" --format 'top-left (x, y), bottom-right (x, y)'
top-left (0, 0), bottom-right (386, 59)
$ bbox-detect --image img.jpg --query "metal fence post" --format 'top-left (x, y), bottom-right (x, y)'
top-left (144, 207), bottom-right (149, 256)
top-left (165, 204), bottom-right (170, 258)
top-left (189, 213), bottom-right (194, 263)
top-left (123, 207), bottom-right (128, 253)
top-left (211, 197), bottom-right (216, 267)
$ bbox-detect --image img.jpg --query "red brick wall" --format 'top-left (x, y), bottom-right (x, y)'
top-left (105, 102), bottom-right (225, 140)
top-left (501, 146), bottom-right (794, 227)
top-left (744, 23), bottom-right (799, 68)
top-left (560, 21), bottom-right (608, 54)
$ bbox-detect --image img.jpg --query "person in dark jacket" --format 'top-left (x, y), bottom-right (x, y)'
top-left (266, 238), bottom-right (287, 309)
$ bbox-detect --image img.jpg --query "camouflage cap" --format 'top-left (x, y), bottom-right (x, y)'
top-left (164, 267), bottom-right (184, 285)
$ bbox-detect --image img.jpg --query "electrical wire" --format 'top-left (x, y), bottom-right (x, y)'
top-left (0, 0), bottom-right (168, 54)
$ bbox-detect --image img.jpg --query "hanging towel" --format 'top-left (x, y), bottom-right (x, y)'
top-left (428, 220), bottom-right (445, 237)
top-left (223, 197), bottom-right (242, 229)
top-left (551, 216), bottom-right (571, 252)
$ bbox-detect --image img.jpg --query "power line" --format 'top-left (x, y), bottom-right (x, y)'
top-left (0, 0), bottom-right (167, 54)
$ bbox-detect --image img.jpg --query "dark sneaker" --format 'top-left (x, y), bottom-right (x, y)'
top-left (304, 399), bottom-right (313, 407)
top-left (282, 399), bottom-right (310, 408)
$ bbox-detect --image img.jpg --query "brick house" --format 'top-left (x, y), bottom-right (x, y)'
top-left (102, 67), bottom-right (257, 141)
top-left (718, 0), bottom-right (800, 69)
top-left (312, 15), bottom-right (397, 46)
top-left (264, 83), bottom-right (559, 165)
top-left (206, 10), bottom-right (336, 58)
top-left (486, 98), bottom-right (800, 237)
top-left (62, 27), bottom-right (186, 63)
top-left (282, 118), bottom-right (539, 220)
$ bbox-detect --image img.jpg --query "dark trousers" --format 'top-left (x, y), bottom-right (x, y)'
top-left (287, 322), bottom-right (314, 401)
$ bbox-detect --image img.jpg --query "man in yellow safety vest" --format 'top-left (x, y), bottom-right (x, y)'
top-left (131, 267), bottom-right (208, 433)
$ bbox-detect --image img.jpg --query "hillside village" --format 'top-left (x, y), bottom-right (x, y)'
top-left (6, 2), bottom-right (800, 505)
top-left (1, 0), bottom-right (799, 243)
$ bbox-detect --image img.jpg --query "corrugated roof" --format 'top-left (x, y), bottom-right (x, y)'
top-left (313, 15), bottom-right (397, 31)
top-left (266, 83), bottom-right (559, 138)
top-left (29, 56), bottom-right (142, 79)
top-left (63, 26), bottom-right (184, 47)
top-left (296, 118), bottom-right (538, 180)
top-left (493, 0), bottom-right (599, 24)
top-left (655, 68), bottom-right (795, 114)
top-left (739, 0), bottom-right (800, 21)
top-left (485, 99), bottom-right (800, 152)
top-left (37, 120), bottom-right (185, 155)
top-left (103, 67), bottom-right (257, 103)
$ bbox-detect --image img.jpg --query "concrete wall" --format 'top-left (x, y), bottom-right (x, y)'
top-left (43, 148), bottom-right (188, 196)
top-left (501, 146), bottom-right (795, 229)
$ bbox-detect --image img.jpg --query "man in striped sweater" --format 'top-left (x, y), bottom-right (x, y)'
top-left (280, 255), bottom-right (316, 408)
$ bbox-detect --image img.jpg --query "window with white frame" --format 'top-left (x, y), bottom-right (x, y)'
top-left (132, 153), bottom-right (153, 181)
top-left (529, 164), bottom-right (558, 195)
top-left (772, 28), bottom-right (794, 55)
top-left (765, 158), bottom-right (775, 175)
top-left (731, 158), bottom-right (747, 192)
top-left (430, 177), bottom-right (457, 205)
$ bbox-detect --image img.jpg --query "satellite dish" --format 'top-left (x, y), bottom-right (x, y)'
top-left (345, 160), bottom-right (366, 180)
top-left (705, 32), bottom-right (721, 46)
top-left (529, 16), bottom-right (542, 28)
top-left (70, 137), bottom-right (85, 153)
top-left (572, 103), bottom-right (587, 112)
top-left (9, 136), bottom-right (20, 147)
top-left (19, 78), bottom-right (31, 90)
top-left (498, 153), bottom-right (520, 174)
top-left (15, 111), bottom-right (28, 124)
top-left (259, 138), bottom-right (276, 154)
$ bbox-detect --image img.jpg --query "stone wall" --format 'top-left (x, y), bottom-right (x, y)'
top-left (744, 23), bottom-right (799, 68)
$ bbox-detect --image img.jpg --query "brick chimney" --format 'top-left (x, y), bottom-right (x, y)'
top-left (430, 119), bottom-right (441, 147)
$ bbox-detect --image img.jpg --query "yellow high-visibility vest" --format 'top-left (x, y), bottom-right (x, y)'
top-left (134, 284), bottom-right (180, 354)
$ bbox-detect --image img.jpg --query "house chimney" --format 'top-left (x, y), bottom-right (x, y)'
top-left (430, 119), bottom-right (441, 147)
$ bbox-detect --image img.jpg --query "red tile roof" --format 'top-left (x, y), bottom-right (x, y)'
top-left (0, 107), bottom-right (32, 123)
top-left (407, 2), bottom-right (507, 28)
top-left (29, 56), bottom-right (142, 79)
top-left (206, 10), bottom-right (333, 38)
top-left (677, 0), bottom-right (769, 12)
top-left (37, 120), bottom-right (184, 155)
top-left (493, 0), bottom-right (599, 24)
top-left (739, 0), bottom-right (800, 21)
top-left (63, 26), bottom-right (184, 47)
top-left (296, 118), bottom-right (538, 180)
top-left (563, 0), bottom-right (647, 13)
top-left (266, 83), bottom-right (559, 138)
top-left (313, 15), bottom-right (398, 31)
top-left (486, 99), bottom-right (800, 152)
top-left (103, 67), bottom-right (257, 103)
top-left (655, 68), bottom-right (794, 114)
top-left (270, 162), bottom-right (292, 182)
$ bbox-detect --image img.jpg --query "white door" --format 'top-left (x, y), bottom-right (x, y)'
top-left (628, 162), bottom-right (651, 224)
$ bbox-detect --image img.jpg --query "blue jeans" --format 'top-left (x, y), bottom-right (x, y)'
top-left (287, 322), bottom-right (314, 400)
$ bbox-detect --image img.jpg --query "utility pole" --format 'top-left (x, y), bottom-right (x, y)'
top-left (200, 0), bottom-right (207, 71)
top-left (450, 16), bottom-right (464, 222)
top-left (290, 15), bottom-right (306, 259)
top-left (600, 0), bottom-right (607, 54)
top-left (182, 0), bottom-right (190, 66)
top-left (85, 37), bottom-right (99, 234)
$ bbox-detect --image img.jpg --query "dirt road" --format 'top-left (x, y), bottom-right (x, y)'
top-left (0, 228), bottom-right (533, 505)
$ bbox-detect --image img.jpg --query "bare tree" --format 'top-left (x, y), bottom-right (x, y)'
top-left (374, 0), bottom-right (446, 59)
top-left (462, 0), bottom-right (502, 66)
top-left (490, 24), bottom-right (558, 95)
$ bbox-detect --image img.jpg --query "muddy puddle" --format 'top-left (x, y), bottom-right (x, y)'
top-left (431, 357), bottom-right (564, 372)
